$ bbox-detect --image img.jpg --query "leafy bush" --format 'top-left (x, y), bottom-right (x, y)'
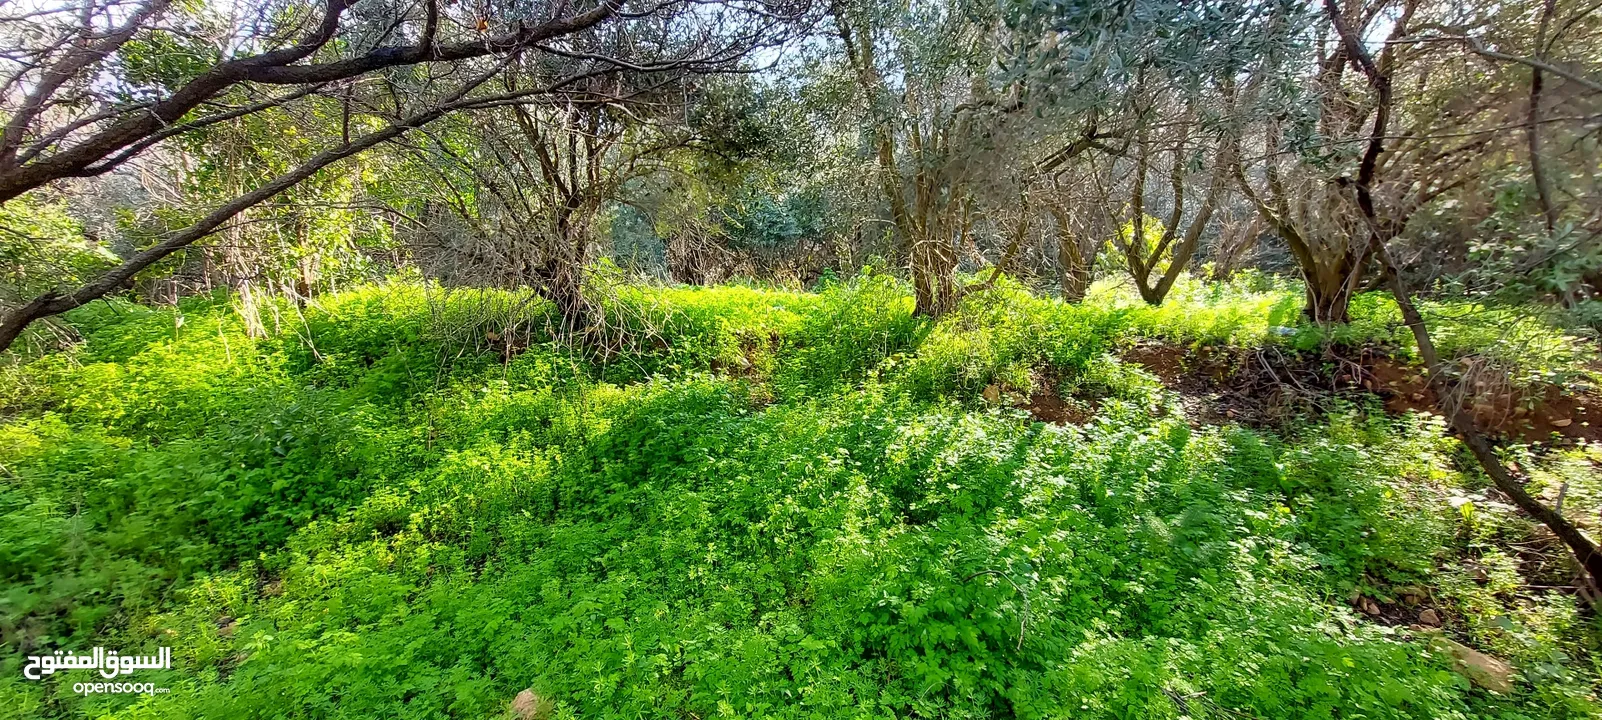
top-left (1102, 271), bottom-right (1305, 347)
top-left (775, 269), bottom-right (920, 396)
top-left (1098, 272), bottom-right (1597, 390)
top-left (895, 279), bottom-right (1118, 399)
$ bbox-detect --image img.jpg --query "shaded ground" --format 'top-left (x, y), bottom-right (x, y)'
top-left (1351, 584), bottom-right (1448, 630)
top-left (1094, 339), bottom-right (1600, 691)
top-left (1012, 369), bottom-right (1098, 425)
top-left (1108, 339), bottom-right (1601, 634)
top-left (1115, 340), bottom-right (1602, 444)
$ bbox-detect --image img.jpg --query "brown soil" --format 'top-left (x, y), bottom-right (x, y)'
top-left (1367, 359), bottom-right (1601, 443)
top-left (1121, 342), bottom-right (1190, 385)
top-left (1120, 340), bottom-right (1328, 430)
top-left (1352, 585), bottom-right (1449, 630)
top-left (1119, 340), bottom-right (1602, 444)
top-left (1017, 384), bottom-right (1098, 425)
top-left (999, 369), bottom-right (1099, 425)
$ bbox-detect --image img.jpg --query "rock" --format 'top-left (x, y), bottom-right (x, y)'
top-left (1552, 418), bottom-right (1573, 428)
top-left (1410, 392), bottom-right (1426, 401)
top-left (1426, 634), bottom-right (1515, 694)
top-left (982, 384), bottom-right (1001, 403)
top-left (1360, 597), bottom-right (1382, 616)
top-left (511, 689), bottom-right (553, 720)
top-left (1418, 609), bottom-right (1441, 627)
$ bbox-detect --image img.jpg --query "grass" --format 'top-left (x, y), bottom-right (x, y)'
top-left (1, 272), bottom-right (1599, 718)
top-left (1098, 272), bottom-right (1598, 390)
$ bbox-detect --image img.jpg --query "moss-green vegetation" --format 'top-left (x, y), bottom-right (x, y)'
top-left (1107, 273), bottom-right (1598, 390)
top-left (2, 275), bottom-right (1599, 718)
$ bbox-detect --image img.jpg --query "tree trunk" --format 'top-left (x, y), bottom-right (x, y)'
top-left (534, 257), bottom-right (592, 336)
top-left (911, 235), bottom-right (957, 317)
top-left (1303, 279), bottom-right (1355, 324)
top-left (534, 217), bottom-right (596, 336)
top-left (1053, 207), bottom-right (1091, 303)
top-left (1302, 255), bottom-right (1359, 323)
top-left (1211, 216), bottom-right (1261, 283)
top-left (1527, 0), bottom-right (1560, 233)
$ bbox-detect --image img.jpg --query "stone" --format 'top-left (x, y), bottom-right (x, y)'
top-left (512, 689), bottom-right (553, 720)
top-left (1418, 609), bottom-right (1441, 627)
top-left (1426, 633), bottom-right (1515, 694)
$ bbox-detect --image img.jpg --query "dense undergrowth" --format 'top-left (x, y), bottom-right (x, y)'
top-left (2, 272), bottom-right (1600, 718)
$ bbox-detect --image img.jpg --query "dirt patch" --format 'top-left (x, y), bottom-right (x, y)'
top-left (994, 370), bottom-right (1101, 425)
top-left (1364, 357), bottom-right (1600, 443)
top-left (1017, 384), bottom-right (1098, 425)
top-left (1526, 390), bottom-right (1602, 442)
top-left (1121, 341), bottom-right (1320, 430)
top-left (1121, 342), bottom-right (1189, 385)
top-left (1352, 585), bottom-right (1449, 630)
top-left (1120, 340), bottom-right (1602, 444)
